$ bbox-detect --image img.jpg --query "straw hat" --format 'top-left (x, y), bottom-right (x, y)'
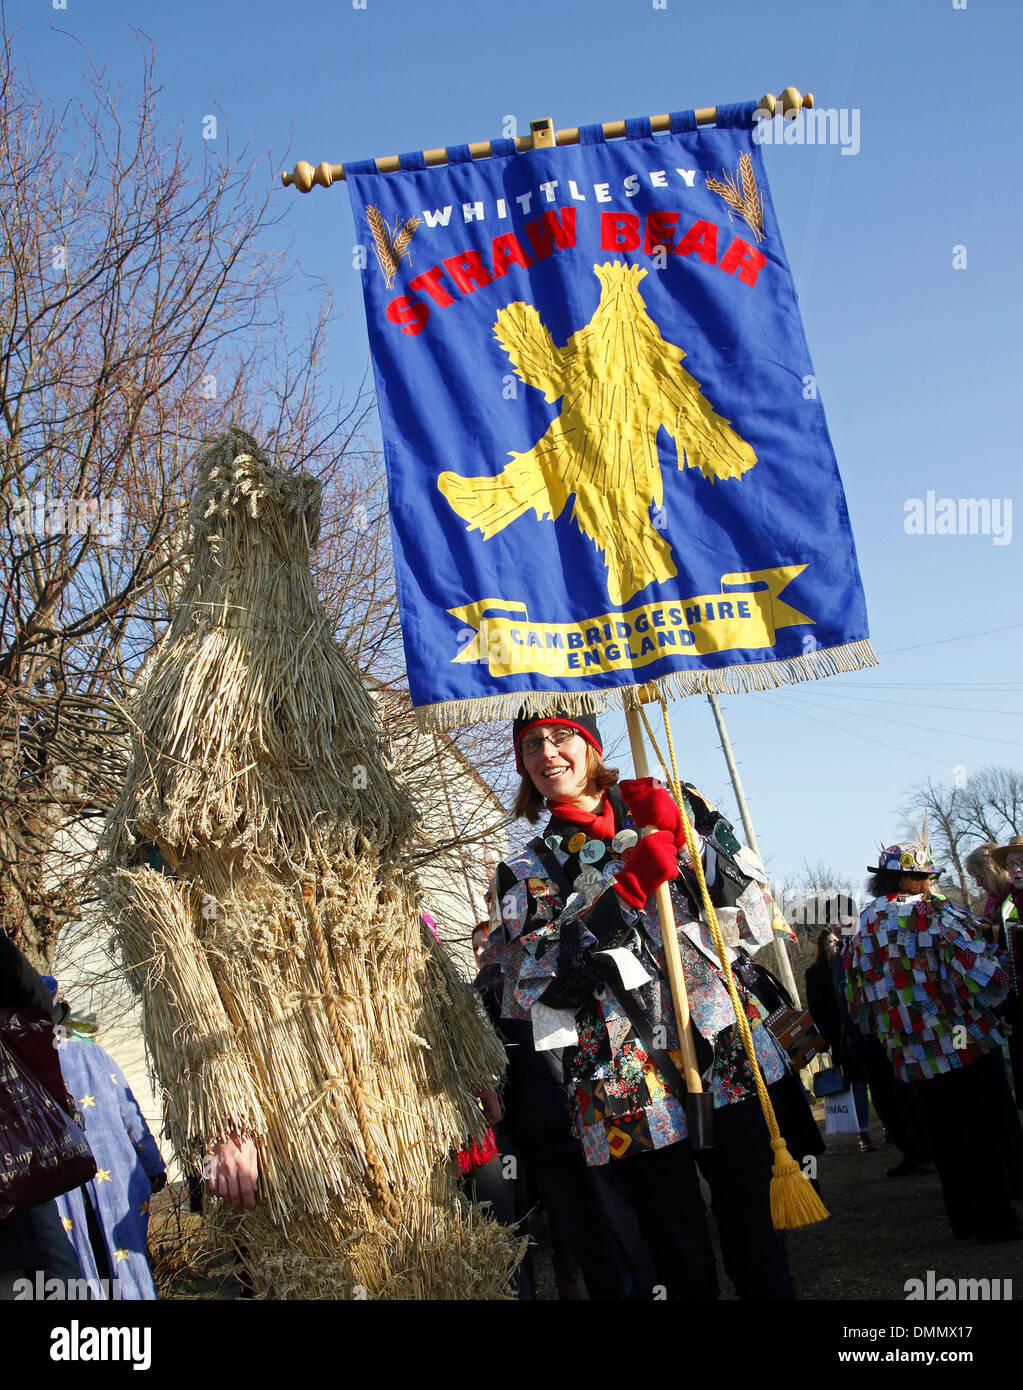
top-left (992, 835), bottom-right (1023, 868)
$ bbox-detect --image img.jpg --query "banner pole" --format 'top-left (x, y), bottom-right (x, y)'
top-left (705, 690), bottom-right (802, 1005)
top-left (625, 694), bottom-right (714, 1149)
top-left (282, 87), bottom-right (813, 191)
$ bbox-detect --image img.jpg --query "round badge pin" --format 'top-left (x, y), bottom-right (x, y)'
top-left (567, 832), bottom-right (587, 854)
top-left (579, 839), bottom-right (606, 865)
top-left (612, 828), bottom-right (639, 853)
top-left (603, 859), bottom-right (625, 879)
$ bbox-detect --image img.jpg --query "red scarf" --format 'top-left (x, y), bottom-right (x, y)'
top-left (546, 794), bottom-right (615, 842)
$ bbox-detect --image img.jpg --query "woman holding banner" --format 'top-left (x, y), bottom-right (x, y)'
top-left (483, 705), bottom-right (796, 1300)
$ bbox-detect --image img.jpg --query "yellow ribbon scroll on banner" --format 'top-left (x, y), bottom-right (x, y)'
top-left (450, 564), bottom-right (811, 678)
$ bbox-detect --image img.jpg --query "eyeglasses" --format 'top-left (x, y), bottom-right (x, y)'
top-left (520, 728), bottom-right (577, 758)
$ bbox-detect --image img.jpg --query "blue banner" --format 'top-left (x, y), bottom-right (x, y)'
top-left (345, 103), bottom-right (874, 726)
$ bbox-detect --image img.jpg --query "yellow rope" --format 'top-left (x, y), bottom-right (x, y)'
top-left (636, 702), bottom-right (828, 1230)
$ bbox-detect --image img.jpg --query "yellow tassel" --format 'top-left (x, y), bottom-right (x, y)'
top-left (769, 1136), bottom-right (829, 1230)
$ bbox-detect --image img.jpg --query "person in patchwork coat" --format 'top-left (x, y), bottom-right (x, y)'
top-left (845, 841), bottom-right (1020, 1243)
top-left (483, 705), bottom-right (797, 1300)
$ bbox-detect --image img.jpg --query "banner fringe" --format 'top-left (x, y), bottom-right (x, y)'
top-left (413, 639), bottom-right (878, 732)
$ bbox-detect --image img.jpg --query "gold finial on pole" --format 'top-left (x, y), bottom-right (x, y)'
top-left (284, 160), bottom-right (339, 193)
top-left (280, 86), bottom-right (815, 191)
top-left (759, 87), bottom-right (814, 119)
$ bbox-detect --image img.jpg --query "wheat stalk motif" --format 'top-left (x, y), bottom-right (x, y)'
top-left (367, 206), bottom-right (421, 288)
top-left (705, 152), bottom-right (764, 242)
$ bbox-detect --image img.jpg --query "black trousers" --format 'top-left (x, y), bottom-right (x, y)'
top-left (531, 1149), bottom-right (651, 1300)
top-left (0, 1199), bottom-right (85, 1300)
top-left (612, 1094), bottom-right (795, 1300)
top-left (465, 1140), bottom-right (534, 1300)
top-left (847, 1035), bottom-right (931, 1162)
top-left (994, 1049), bottom-right (1023, 1188)
top-left (913, 1048), bottom-right (1017, 1240)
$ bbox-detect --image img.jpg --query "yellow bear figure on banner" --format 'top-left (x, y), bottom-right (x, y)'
top-left (438, 261), bottom-right (757, 606)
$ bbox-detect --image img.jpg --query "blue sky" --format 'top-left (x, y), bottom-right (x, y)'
top-left (15, 0), bottom-right (1023, 895)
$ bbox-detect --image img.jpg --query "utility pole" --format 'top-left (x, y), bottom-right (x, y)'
top-left (706, 690), bottom-right (801, 1003)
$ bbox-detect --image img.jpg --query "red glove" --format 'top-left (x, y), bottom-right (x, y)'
top-left (617, 778), bottom-right (685, 849)
top-left (614, 830), bottom-right (680, 908)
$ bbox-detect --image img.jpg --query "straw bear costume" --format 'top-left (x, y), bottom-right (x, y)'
top-left (103, 431), bottom-right (520, 1298)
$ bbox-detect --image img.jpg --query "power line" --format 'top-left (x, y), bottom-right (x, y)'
top-left (834, 681), bottom-right (1023, 691)
top-left (760, 690), bottom-right (1023, 748)
top-left (877, 622), bottom-right (1023, 656)
top-left (801, 690), bottom-right (1023, 717)
top-left (757, 695), bottom-right (953, 767)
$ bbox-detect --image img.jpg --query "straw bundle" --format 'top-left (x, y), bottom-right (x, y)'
top-left (102, 429), bottom-right (520, 1297)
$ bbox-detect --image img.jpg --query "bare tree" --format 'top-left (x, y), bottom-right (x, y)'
top-left (1, 24), bottom-right (536, 978)
top-left (958, 767), bottom-right (1023, 845)
top-left (905, 766), bottom-right (1023, 910)
top-left (901, 779), bottom-right (974, 904)
top-left (0, 29), bottom-right (376, 968)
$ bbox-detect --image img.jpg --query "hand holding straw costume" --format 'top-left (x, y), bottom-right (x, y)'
top-left (484, 708), bottom-right (796, 1299)
top-left (845, 842), bottom-right (1020, 1243)
top-left (102, 431), bottom-right (520, 1297)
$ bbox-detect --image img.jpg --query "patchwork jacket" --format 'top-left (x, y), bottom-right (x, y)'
top-left (845, 892), bottom-right (1009, 1083)
top-left (484, 785), bottom-right (786, 1166)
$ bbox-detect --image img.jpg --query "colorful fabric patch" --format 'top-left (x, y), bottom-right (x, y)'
top-left (498, 881), bottom-right (528, 939)
top-left (605, 1125), bottom-right (634, 1159)
top-left (514, 926), bottom-right (561, 1011)
top-left (603, 1110), bottom-right (656, 1160)
top-left (646, 1099), bottom-right (687, 1149)
top-left (578, 1119), bottom-right (611, 1166)
top-left (736, 880), bottom-right (773, 949)
top-left (575, 1085), bottom-right (605, 1129)
top-left (605, 1013), bottom-right (633, 1055)
top-left (676, 932), bottom-right (738, 1039)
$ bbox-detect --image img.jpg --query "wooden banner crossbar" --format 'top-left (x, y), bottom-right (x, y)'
top-left (281, 86), bottom-right (813, 192)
